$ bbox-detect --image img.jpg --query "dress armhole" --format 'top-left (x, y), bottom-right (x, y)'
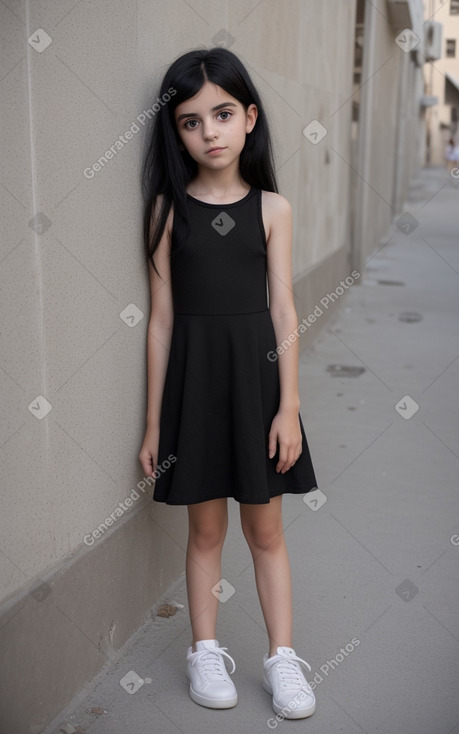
top-left (257, 189), bottom-right (268, 251)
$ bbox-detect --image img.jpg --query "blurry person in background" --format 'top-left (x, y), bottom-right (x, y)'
top-left (444, 136), bottom-right (458, 174)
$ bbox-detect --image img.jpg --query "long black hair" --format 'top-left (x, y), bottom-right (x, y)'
top-left (141, 47), bottom-right (278, 277)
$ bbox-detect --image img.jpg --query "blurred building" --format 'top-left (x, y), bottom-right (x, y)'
top-left (423, 0), bottom-right (459, 164)
top-left (349, 0), bottom-right (428, 275)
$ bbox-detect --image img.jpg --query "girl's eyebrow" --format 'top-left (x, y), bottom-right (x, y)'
top-left (176, 102), bottom-right (237, 122)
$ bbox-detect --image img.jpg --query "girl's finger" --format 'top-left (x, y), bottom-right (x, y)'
top-left (277, 444), bottom-right (301, 473)
top-left (268, 432), bottom-right (278, 459)
top-left (276, 445), bottom-right (290, 473)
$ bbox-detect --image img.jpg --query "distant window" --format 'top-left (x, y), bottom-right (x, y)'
top-left (447, 39), bottom-right (456, 57)
top-left (451, 0), bottom-right (459, 14)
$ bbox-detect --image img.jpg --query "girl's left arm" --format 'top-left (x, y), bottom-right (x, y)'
top-left (265, 192), bottom-right (303, 474)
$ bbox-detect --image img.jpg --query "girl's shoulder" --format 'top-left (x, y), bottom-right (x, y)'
top-left (261, 189), bottom-right (292, 214)
top-left (260, 191), bottom-right (292, 244)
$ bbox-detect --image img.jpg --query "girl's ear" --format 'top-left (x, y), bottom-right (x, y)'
top-left (246, 103), bottom-right (258, 134)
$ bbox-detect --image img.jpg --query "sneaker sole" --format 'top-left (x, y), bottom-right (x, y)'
top-left (262, 677), bottom-right (315, 718)
top-left (189, 683), bottom-right (237, 709)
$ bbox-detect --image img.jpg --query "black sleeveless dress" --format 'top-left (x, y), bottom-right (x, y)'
top-left (152, 187), bottom-right (318, 504)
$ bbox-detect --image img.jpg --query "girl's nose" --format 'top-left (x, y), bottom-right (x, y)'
top-left (202, 119), bottom-right (218, 140)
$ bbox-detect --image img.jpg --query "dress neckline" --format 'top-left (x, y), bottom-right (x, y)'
top-left (186, 187), bottom-right (255, 208)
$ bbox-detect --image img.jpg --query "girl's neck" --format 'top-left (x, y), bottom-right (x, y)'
top-left (187, 167), bottom-right (250, 201)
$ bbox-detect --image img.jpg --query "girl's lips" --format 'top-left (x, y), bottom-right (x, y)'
top-left (206, 147), bottom-right (226, 154)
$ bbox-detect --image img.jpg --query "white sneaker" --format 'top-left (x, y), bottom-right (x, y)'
top-left (263, 646), bottom-right (316, 718)
top-left (187, 639), bottom-right (238, 708)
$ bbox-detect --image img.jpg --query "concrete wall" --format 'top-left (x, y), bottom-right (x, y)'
top-left (0, 0), bottom-right (423, 730)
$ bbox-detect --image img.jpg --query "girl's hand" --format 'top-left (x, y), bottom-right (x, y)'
top-left (268, 409), bottom-right (302, 474)
top-left (138, 424), bottom-right (160, 479)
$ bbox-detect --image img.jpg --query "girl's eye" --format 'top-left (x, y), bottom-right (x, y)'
top-left (183, 111), bottom-right (232, 130)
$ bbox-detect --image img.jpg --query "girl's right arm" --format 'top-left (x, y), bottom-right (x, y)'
top-left (138, 197), bottom-right (174, 479)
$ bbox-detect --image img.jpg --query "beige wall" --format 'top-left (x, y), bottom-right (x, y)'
top-left (0, 0), bottom-right (424, 730)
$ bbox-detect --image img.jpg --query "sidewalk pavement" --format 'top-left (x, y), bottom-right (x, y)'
top-left (43, 165), bottom-right (459, 734)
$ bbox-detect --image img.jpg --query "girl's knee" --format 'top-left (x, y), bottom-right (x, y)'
top-left (187, 499), bottom-right (228, 551)
top-left (188, 518), bottom-right (227, 551)
top-left (240, 499), bottom-right (285, 551)
top-left (242, 521), bottom-right (284, 552)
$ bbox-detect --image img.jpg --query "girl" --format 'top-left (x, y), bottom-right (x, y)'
top-left (138, 47), bottom-right (319, 719)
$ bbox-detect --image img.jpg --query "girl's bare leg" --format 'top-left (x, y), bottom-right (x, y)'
top-left (240, 495), bottom-right (293, 657)
top-left (186, 498), bottom-right (228, 651)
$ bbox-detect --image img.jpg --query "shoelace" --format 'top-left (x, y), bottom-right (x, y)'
top-left (191, 645), bottom-right (236, 682)
top-left (271, 651), bottom-right (312, 692)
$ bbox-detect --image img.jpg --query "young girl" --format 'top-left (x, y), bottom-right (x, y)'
top-left (138, 47), bottom-right (319, 719)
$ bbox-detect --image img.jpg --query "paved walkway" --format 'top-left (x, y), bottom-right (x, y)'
top-left (44, 166), bottom-right (459, 734)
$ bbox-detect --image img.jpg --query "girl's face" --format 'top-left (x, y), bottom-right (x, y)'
top-left (174, 81), bottom-right (257, 171)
